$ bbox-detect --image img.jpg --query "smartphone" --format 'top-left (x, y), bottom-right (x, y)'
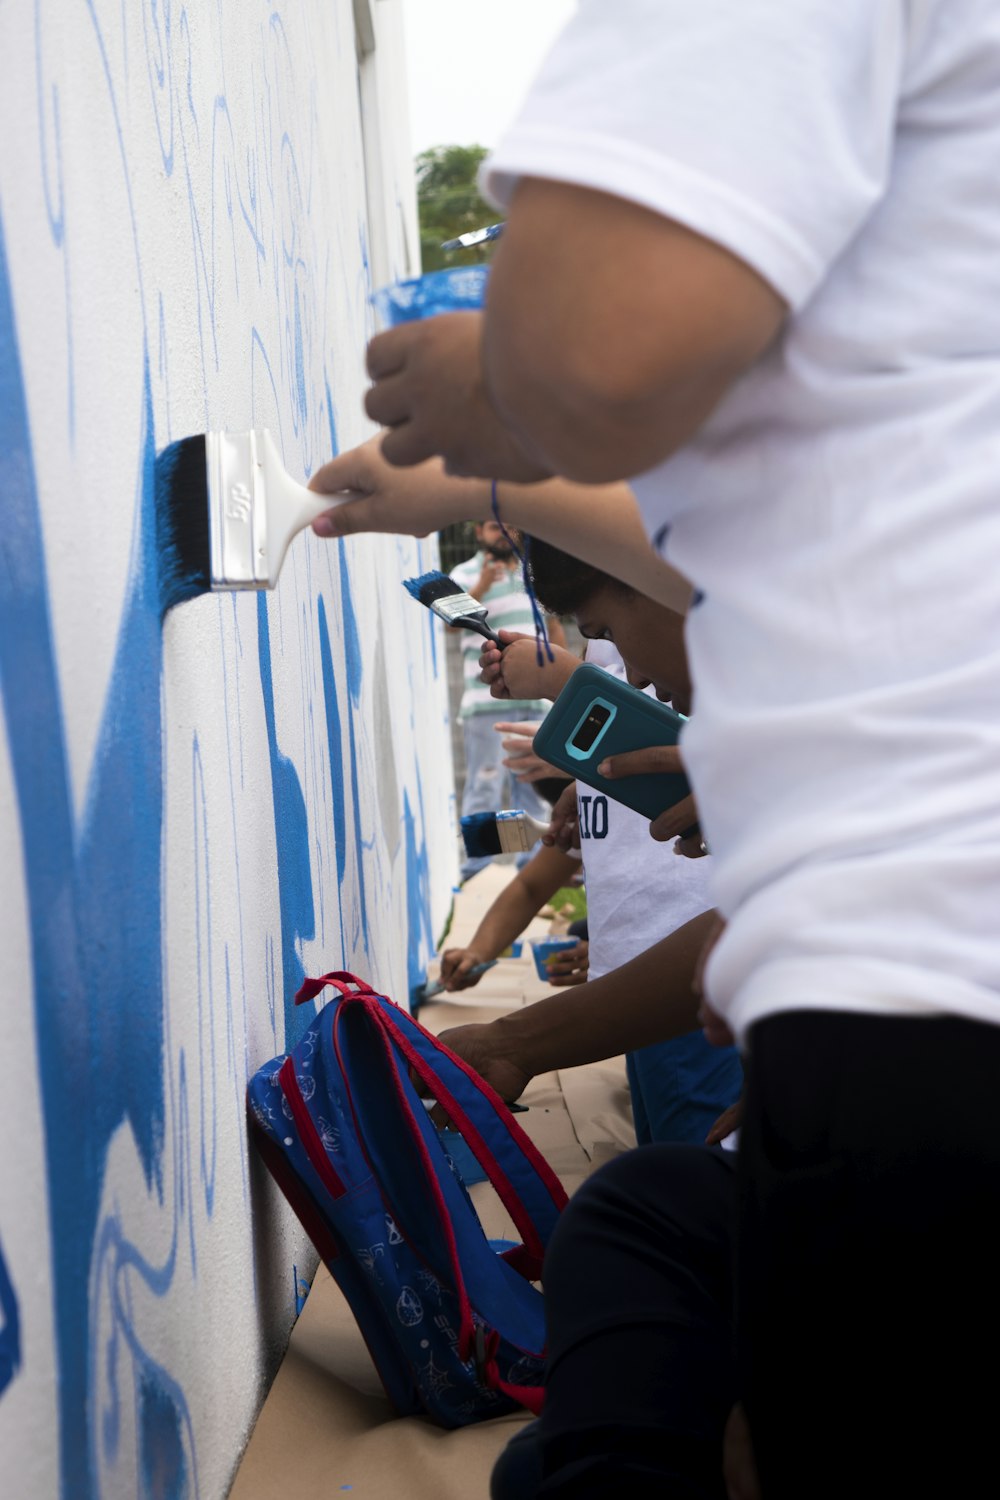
top-left (533, 664), bottom-right (691, 822)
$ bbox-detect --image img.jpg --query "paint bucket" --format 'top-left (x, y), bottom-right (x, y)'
top-left (372, 265), bottom-right (489, 327)
top-left (531, 937), bottom-right (580, 984)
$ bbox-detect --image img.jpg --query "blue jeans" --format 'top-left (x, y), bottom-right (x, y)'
top-left (626, 1030), bottom-right (742, 1146)
top-left (460, 709), bottom-right (549, 879)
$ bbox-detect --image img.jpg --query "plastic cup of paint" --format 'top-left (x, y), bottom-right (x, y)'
top-left (531, 938), bottom-right (580, 984)
top-left (371, 266), bottom-right (489, 327)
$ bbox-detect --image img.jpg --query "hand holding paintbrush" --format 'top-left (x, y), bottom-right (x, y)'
top-left (155, 428), bottom-right (350, 614)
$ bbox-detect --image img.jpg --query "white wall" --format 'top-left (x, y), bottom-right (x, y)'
top-left (0, 3), bottom-right (455, 1497)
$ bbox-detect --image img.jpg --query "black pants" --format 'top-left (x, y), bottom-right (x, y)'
top-left (494, 1011), bottom-right (1000, 1498)
top-left (740, 1009), bottom-right (1000, 1498)
top-left (492, 1144), bottom-right (738, 1499)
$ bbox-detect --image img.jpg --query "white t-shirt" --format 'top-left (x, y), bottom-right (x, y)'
top-left (483, 2), bottom-right (1000, 1040)
top-left (576, 641), bottom-right (713, 982)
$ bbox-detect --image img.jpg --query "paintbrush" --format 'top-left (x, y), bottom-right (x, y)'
top-left (461, 809), bottom-right (550, 860)
top-left (402, 570), bottom-right (503, 646)
top-left (421, 960), bottom-right (498, 1000)
top-left (439, 222), bottom-right (505, 251)
top-left (155, 429), bottom-right (345, 613)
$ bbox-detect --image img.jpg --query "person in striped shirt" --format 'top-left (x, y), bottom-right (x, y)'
top-left (450, 520), bottom-right (565, 879)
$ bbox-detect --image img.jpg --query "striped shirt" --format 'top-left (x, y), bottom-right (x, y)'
top-left (450, 553), bottom-right (549, 718)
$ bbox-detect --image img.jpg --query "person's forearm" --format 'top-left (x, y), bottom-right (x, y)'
top-left (309, 439), bottom-right (690, 609)
top-left (419, 466), bottom-right (688, 610)
top-left (464, 854), bottom-right (573, 959)
top-left (494, 908), bottom-right (717, 1074)
top-left (464, 880), bottom-right (545, 962)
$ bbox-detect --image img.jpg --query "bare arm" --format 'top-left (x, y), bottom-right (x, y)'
top-left (440, 843), bottom-right (580, 989)
top-left (309, 438), bottom-right (692, 612)
top-left (484, 180), bottom-right (787, 483)
top-left (439, 907), bottom-right (718, 1097)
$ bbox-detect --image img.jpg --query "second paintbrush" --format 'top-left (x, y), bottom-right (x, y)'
top-left (402, 569), bottom-right (504, 646)
top-left (460, 810), bottom-right (550, 859)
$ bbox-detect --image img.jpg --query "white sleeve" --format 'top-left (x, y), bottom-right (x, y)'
top-left (481, 0), bottom-right (906, 309)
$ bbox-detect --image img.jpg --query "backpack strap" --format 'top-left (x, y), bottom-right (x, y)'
top-left (340, 1008), bottom-right (548, 1406)
top-left (293, 975), bottom-right (567, 1273)
top-left (295, 971), bottom-right (376, 1004)
top-left (335, 1000), bottom-right (483, 1366)
top-left (360, 992), bottom-right (567, 1277)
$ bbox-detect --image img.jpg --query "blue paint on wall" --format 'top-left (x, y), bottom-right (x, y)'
top-left (403, 790), bottom-right (433, 1005)
top-left (0, 1239), bottom-right (21, 1398)
top-left (257, 594), bottom-right (315, 1048)
top-left (337, 545), bottom-right (370, 955)
top-left (317, 597), bottom-right (347, 947)
top-left (139, 1372), bottom-right (188, 1500)
top-left (324, 374), bottom-right (337, 460)
top-left (0, 211), bottom-right (170, 1497)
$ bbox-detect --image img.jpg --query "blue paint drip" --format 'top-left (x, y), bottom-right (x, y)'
top-left (337, 545), bottom-right (370, 954)
top-left (403, 791), bottom-right (433, 1009)
top-left (316, 598), bottom-right (347, 947)
top-left (338, 543), bottom-right (363, 704)
top-left (139, 1372), bottom-right (187, 1500)
top-left (324, 374), bottom-right (337, 459)
top-left (293, 281), bottom-right (307, 428)
top-left (256, 595), bottom-right (315, 1048)
top-left (0, 1239), bottom-right (21, 1398)
top-left (0, 211), bottom-right (173, 1497)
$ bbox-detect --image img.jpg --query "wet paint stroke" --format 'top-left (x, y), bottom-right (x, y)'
top-left (257, 593), bottom-right (316, 1052)
top-left (0, 214), bottom-right (181, 1498)
top-left (403, 783), bottom-right (434, 1009)
top-left (338, 543), bottom-right (371, 957)
top-left (0, 1241), bottom-right (21, 1399)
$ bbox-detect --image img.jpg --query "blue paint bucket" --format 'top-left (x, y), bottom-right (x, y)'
top-left (372, 265), bottom-right (489, 327)
top-left (531, 937), bottom-right (580, 984)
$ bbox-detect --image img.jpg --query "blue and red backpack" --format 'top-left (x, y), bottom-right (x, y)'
top-left (246, 971), bottom-right (568, 1427)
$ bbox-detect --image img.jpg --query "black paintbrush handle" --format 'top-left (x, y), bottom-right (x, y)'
top-left (458, 619), bottom-right (504, 648)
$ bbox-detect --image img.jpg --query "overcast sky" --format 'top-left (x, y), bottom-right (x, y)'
top-left (402, 0), bottom-right (576, 156)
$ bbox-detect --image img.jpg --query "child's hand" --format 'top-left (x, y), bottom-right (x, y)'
top-left (705, 1094), bottom-right (743, 1145)
top-left (596, 743), bottom-right (699, 844)
top-left (478, 631), bottom-right (545, 700)
top-left (436, 1021), bottom-right (533, 1105)
top-left (478, 639), bottom-right (512, 698)
top-left (363, 312), bottom-right (550, 480)
top-left (541, 781), bottom-right (580, 851)
top-left (479, 633), bottom-right (581, 702)
top-left (440, 947), bottom-right (490, 991)
top-left (546, 939), bottom-right (589, 986)
top-left (494, 721), bottom-right (561, 783)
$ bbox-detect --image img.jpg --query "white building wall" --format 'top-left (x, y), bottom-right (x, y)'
top-left (0, 3), bottom-right (455, 1496)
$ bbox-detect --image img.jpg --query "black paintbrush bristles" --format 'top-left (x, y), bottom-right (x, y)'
top-left (154, 434), bottom-right (212, 616)
top-left (402, 569), bottom-right (459, 606)
top-left (460, 812), bottom-right (504, 858)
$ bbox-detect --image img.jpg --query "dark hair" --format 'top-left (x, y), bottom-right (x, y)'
top-left (523, 536), bottom-right (633, 618)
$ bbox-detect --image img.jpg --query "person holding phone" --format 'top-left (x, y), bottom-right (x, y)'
top-left (451, 540), bottom-right (742, 1144)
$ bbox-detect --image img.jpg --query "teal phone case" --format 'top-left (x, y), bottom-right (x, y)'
top-left (533, 664), bottom-right (690, 821)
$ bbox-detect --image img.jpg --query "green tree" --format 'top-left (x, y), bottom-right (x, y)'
top-left (416, 145), bottom-right (499, 272)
